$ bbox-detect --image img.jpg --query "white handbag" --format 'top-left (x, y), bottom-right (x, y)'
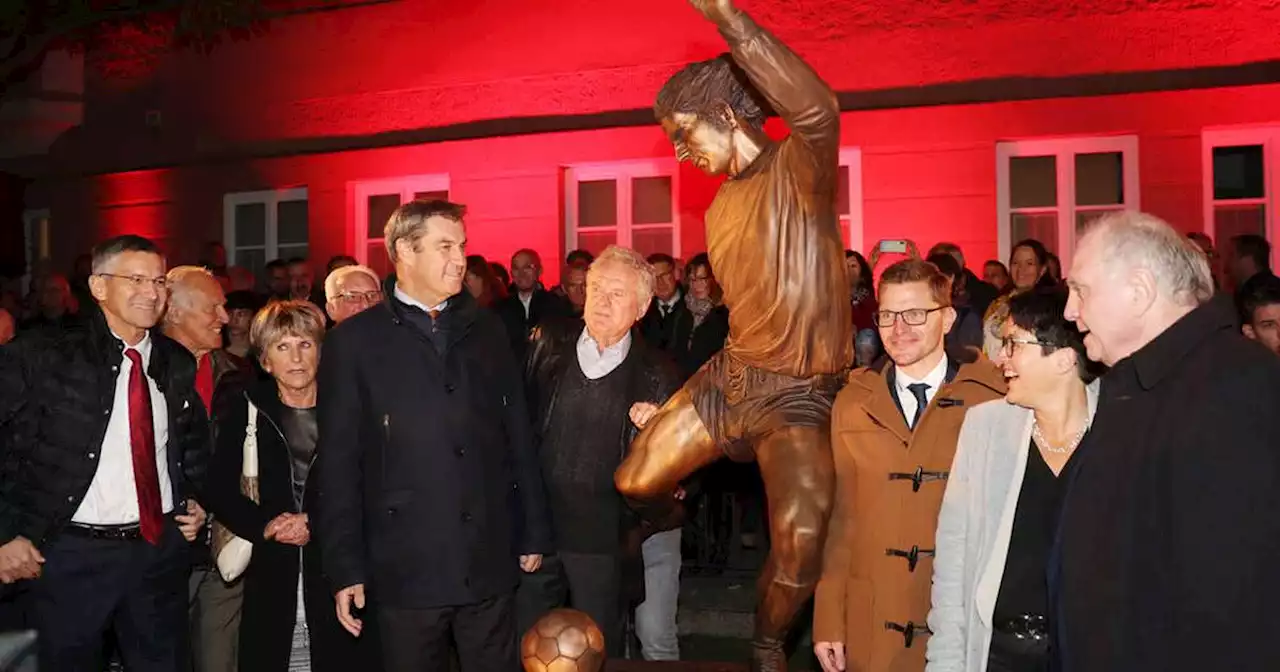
top-left (212, 400), bottom-right (260, 582)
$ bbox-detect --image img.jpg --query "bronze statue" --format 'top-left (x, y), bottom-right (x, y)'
top-left (614, 0), bottom-right (851, 670)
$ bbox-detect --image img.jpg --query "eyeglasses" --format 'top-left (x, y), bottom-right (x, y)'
top-left (97, 273), bottom-right (168, 290)
top-left (1000, 336), bottom-right (1053, 356)
top-left (336, 290), bottom-right (383, 304)
top-left (873, 307), bottom-right (947, 328)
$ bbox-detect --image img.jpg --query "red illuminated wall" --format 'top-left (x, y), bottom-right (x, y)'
top-left (20, 0), bottom-right (1280, 281)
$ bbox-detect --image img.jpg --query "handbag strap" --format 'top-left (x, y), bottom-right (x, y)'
top-left (242, 398), bottom-right (259, 479)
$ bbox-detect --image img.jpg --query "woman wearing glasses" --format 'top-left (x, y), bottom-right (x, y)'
top-left (926, 287), bottom-right (1101, 672)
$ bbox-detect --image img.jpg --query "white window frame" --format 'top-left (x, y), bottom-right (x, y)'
top-left (839, 147), bottom-right (864, 252)
top-left (1202, 126), bottom-right (1280, 269)
top-left (222, 188), bottom-right (309, 265)
top-left (996, 135), bottom-right (1140, 268)
top-left (351, 174), bottom-right (451, 266)
top-left (564, 159), bottom-right (681, 259)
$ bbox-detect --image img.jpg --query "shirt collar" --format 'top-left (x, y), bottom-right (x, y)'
top-left (394, 283), bottom-right (448, 314)
top-left (112, 328), bottom-right (153, 365)
top-left (578, 327), bottom-right (632, 357)
top-left (895, 353), bottom-right (948, 394)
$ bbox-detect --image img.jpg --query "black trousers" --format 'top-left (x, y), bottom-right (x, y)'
top-left (30, 524), bottom-right (189, 672)
top-left (378, 591), bottom-right (516, 672)
top-left (515, 553), bottom-right (623, 657)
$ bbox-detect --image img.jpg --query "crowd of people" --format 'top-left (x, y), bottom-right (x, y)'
top-left (0, 203), bottom-right (1276, 672)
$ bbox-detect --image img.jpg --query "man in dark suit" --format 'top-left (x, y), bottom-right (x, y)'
top-left (317, 200), bottom-right (552, 671)
top-left (495, 248), bottom-right (571, 359)
top-left (1054, 212), bottom-right (1280, 672)
top-left (0, 234), bottom-right (209, 671)
top-left (638, 253), bottom-right (691, 353)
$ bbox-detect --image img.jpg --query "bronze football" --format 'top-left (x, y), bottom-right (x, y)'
top-left (520, 608), bottom-right (606, 672)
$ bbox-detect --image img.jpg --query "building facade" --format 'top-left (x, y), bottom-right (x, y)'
top-left (8, 0), bottom-right (1280, 284)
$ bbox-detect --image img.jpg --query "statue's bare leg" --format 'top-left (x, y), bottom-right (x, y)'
top-left (615, 387), bottom-right (723, 509)
top-left (750, 424), bottom-right (835, 672)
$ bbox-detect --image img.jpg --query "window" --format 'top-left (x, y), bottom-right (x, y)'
top-left (564, 160), bottom-right (680, 260)
top-left (223, 188), bottom-right (309, 279)
top-left (352, 175), bottom-right (450, 278)
top-left (1203, 127), bottom-right (1279, 265)
top-left (996, 136), bottom-right (1139, 267)
top-left (838, 147), bottom-right (864, 251)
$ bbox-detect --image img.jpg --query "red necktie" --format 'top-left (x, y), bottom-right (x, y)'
top-left (124, 349), bottom-right (165, 544)
top-left (195, 354), bottom-right (214, 413)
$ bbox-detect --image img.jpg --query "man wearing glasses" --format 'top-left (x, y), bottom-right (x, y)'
top-left (813, 259), bottom-right (1005, 672)
top-left (0, 234), bottom-right (209, 671)
top-left (323, 264), bottom-right (382, 325)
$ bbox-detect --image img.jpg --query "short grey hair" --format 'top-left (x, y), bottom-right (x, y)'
top-left (163, 266), bottom-right (215, 323)
top-left (589, 245), bottom-right (656, 307)
top-left (324, 264), bottom-right (380, 301)
top-left (250, 300), bottom-right (327, 362)
top-left (383, 199), bottom-right (467, 265)
top-left (1085, 211), bottom-right (1214, 307)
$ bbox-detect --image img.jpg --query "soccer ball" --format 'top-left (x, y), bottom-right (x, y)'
top-left (520, 608), bottom-right (606, 672)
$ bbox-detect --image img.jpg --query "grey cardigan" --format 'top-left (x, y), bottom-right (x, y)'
top-left (925, 380), bottom-right (1099, 672)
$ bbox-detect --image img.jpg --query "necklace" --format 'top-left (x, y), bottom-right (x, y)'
top-left (1031, 421), bottom-right (1088, 455)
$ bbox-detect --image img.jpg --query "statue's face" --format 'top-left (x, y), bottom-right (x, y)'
top-left (661, 111), bottom-right (735, 176)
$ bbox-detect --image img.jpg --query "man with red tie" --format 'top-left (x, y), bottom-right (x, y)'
top-left (0, 235), bottom-right (210, 671)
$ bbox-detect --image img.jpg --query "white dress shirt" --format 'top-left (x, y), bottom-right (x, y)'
top-left (656, 295), bottom-right (681, 318)
top-left (577, 328), bottom-right (632, 380)
top-left (893, 354), bottom-right (949, 429)
top-left (72, 331), bottom-right (173, 524)
top-left (518, 291), bottom-right (534, 319)
top-left (394, 285), bottom-right (447, 314)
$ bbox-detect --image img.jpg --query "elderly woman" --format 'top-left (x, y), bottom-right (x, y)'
top-left (206, 301), bottom-right (368, 672)
top-left (927, 287), bottom-right (1100, 672)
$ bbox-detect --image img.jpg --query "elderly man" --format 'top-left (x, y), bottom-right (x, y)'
top-left (317, 199), bottom-right (550, 671)
top-left (520, 245), bottom-right (682, 657)
top-left (323, 264), bottom-right (382, 324)
top-left (1054, 212), bottom-right (1280, 672)
top-left (162, 266), bottom-right (253, 672)
top-left (0, 235), bottom-right (209, 671)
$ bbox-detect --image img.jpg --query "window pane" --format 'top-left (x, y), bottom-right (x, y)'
top-left (277, 200), bottom-right (308, 246)
top-left (1011, 212), bottom-right (1058, 254)
top-left (632, 227), bottom-right (674, 258)
top-left (1075, 152), bottom-right (1124, 206)
top-left (234, 203), bottom-right (266, 247)
top-left (575, 230), bottom-right (617, 256)
top-left (414, 190), bottom-right (449, 202)
top-left (1214, 203), bottom-right (1267, 243)
top-left (837, 165), bottom-right (851, 216)
top-left (1213, 145), bottom-right (1265, 200)
top-left (632, 176), bottom-right (672, 225)
top-left (366, 241), bottom-right (392, 279)
top-left (1076, 208), bottom-right (1122, 238)
top-left (278, 244), bottom-right (308, 261)
top-left (367, 194), bottom-right (402, 239)
top-left (578, 180), bottom-right (617, 228)
top-left (1010, 156), bottom-right (1057, 209)
top-left (234, 248), bottom-right (266, 282)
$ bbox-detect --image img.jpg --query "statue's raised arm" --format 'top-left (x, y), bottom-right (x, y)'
top-left (690, 0), bottom-right (839, 162)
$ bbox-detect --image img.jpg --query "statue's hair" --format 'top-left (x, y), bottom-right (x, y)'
top-left (654, 54), bottom-right (770, 129)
